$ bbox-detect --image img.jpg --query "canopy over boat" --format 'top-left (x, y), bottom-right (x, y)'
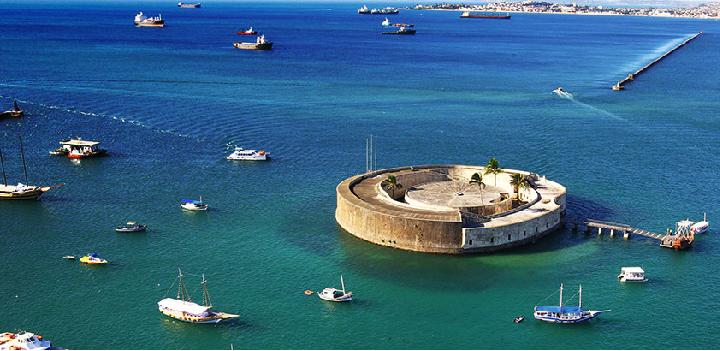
top-left (181, 199), bottom-right (202, 204)
top-left (158, 297), bottom-right (210, 316)
top-left (535, 305), bottom-right (581, 314)
top-left (60, 139), bottom-right (100, 146)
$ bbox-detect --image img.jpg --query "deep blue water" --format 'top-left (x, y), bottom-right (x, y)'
top-left (1, 1), bottom-right (719, 349)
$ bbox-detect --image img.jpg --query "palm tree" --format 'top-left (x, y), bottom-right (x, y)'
top-left (484, 158), bottom-right (503, 186)
top-left (382, 174), bottom-right (403, 199)
top-left (469, 172), bottom-right (486, 215)
top-left (509, 173), bottom-right (529, 201)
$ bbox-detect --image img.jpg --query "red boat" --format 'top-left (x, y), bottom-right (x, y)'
top-left (237, 27), bottom-right (257, 35)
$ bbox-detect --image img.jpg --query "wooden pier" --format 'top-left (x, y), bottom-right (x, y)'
top-left (612, 31), bottom-right (703, 91)
top-left (565, 219), bottom-right (693, 250)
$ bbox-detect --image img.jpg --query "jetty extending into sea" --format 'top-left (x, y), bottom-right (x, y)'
top-left (565, 219), bottom-right (694, 250)
top-left (612, 31), bottom-right (703, 91)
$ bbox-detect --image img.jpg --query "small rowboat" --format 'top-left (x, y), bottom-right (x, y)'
top-left (116, 222), bottom-right (147, 232)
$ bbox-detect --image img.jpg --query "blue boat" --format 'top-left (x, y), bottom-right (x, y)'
top-left (181, 196), bottom-right (208, 211)
top-left (534, 284), bottom-right (608, 323)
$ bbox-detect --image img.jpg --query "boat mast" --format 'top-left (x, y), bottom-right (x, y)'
top-left (202, 274), bottom-right (212, 308)
top-left (559, 283), bottom-right (563, 308)
top-left (341, 275), bottom-right (346, 294)
top-left (18, 136), bottom-right (29, 184)
top-left (579, 284), bottom-right (582, 310)
top-left (177, 268), bottom-right (188, 302)
top-left (0, 147), bottom-right (6, 186)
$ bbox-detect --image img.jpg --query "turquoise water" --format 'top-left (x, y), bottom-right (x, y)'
top-left (1, 2), bottom-right (719, 349)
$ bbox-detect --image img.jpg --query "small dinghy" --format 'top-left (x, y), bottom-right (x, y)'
top-left (514, 316), bottom-right (524, 323)
top-left (63, 255), bottom-right (75, 260)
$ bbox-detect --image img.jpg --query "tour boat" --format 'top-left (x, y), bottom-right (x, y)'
top-left (1, 137), bottom-right (63, 200)
top-left (237, 27), bottom-right (257, 35)
top-left (618, 267), bottom-right (647, 282)
top-left (226, 147), bottom-right (269, 161)
top-left (115, 222), bottom-right (147, 232)
top-left (52, 138), bottom-right (107, 158)
top-left (534, 284), bottom-right (607, 323)
top-left (233, 35), bottom-right (273, 50)
top-left (0, 331), bottom-right (56, 350)
top-left (318, 275), bottom-right (352, 302)
top-left (691, 213), bottom-right (708, 234)
top-left (382, 26), bottom-right (415, 35)
top-left (80, 253), bottom-right (108, 264)
top-left (157, 269), bottom-right (239, 324)
top-left (178, 2), bottom-right (201, 8)
top-left (0, 101), bottom-right (23, 120)
top-left (460, 11), bottom-right (511, 19)
top-left (134, 12), bottom-right (164, 27)
top-left (181, 196), bottom-right (208, 211)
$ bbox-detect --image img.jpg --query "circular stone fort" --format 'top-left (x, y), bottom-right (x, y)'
top-left (335, 165), bottom-right (567, 254)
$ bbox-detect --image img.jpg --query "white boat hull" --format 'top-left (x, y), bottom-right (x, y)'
top-left (181, 203), bottom-right (208, 211)
top-left (533, 311), bottom-right (603, 323)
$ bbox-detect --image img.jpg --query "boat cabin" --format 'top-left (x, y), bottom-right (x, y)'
top-left (59, 139), bottom-right (106, 157)
top-left (618, 267), bottom-right (647, 282)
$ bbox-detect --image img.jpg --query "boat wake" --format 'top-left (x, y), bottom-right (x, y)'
top-left (551, 91), bottom-right (625, 121)
top-left (554, 90), bottom-right (573, 99)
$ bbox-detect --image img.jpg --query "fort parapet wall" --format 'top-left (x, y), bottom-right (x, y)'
top-left (336, 165), bottom-right (566, 254)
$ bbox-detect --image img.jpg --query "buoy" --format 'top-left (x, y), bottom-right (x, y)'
top-left (304, 290), bottom-right (313, 295)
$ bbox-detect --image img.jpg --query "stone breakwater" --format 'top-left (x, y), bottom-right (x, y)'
top-left (335, 165), bottom-right (567, 254)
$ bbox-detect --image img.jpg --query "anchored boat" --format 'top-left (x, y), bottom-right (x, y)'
top-left (237, 27), bottom-right (257, 35)
top-left (382, 26), bottom-right (415, 35)
top-left (0, 331), bottom-right (57, 350)
top-left (115, 222), bottom-right (147, 232)
top-left (691, 213), bottom-right (708, 234)
top-left (618, 267), bottom-right (648, 282)
top-left (178, 2), bottom-right (201, 8)
top-left (80, 253), bottom-right (108, 264)
top-left (181, 196), bottom-right (208, 211)
top-left (1, 137), bottom-right (63, 200)
top-left (50, 138), bottom-right (107, 158)
top-left (233, 35), bottom-right (273, 50)
top-left (158, 269), bottom-right (239, 323)
top-left (0, 101), bottom-right (23, 120)
top-left (534, 284), bottom-right (607, 323)
top-left (318, 275), bottom-right (352, 302)
top-left (226, 147), bottom-right (268, 161)
top-left (460, 11), bottom-right (511, 19)
top-left (134, 12), bottom-right (164, 27)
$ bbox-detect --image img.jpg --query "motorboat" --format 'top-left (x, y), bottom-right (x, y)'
top-left (534, 284), bottom-right (608, 323)
top-left (51, 138), bottom-right (107, 158)
top-left (80, 253), bottom-right (108, 264)
top-left (237, 27), bottom-right (257, 35)
top-left (553, 87), bottom-right (565, 94)
top-left (233, 35), bottom-right (273, 50)
top-left (318, 275), bottom-right (352, 302)
top-left (553, 87), bottom-right (573, 98)
top-left (134, 12), bottom-right (164, 27)
top-left (158, 269), bottom-right (239, 323)
top-left (358, 5), bottom-right (371, 14)
top-left (618, 267), bottom-right (647, 282)
top-left (63, 255), bottom-right (75, 260)
top-left (226, 147), bottom-right (269, 161)
top-left (0, 331), bottom-right (56, 350)
top-left (691, 213), bottom-right (708, 234)
top-left (115, 222), bottom-right (147, 232)
top-left (181, 196), bottom-right (208, 211)
top-left (513, 316), bottom-right (524, 323)
top-left (382, 26), bottom-right (416, 35)
top-left (0, 101), bottom-right (23, 120)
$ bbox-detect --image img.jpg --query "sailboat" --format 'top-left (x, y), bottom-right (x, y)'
top-left (534, 284), bottom-right (608, 323)
top-left (318, 275), bottom-right (353, 302)
top-left (157, 269), bottom-right (238, 323)
top-left (691, 213), bottom-right (709, 234)
top-left (0, 136), bottom-right (64, 200)
top-left (181, 196), bottom-right (208, 211)
top-left (0, 101), bottom-right (23, 119)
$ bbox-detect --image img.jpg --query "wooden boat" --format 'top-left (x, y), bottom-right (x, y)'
top-left (158, 269), bottom-right (239, 323)
top-left (80, 253), bottom-right (108, 264)
top-left (181, 196), bottom-right (208, 211)
top-left (237, 27), bottom-right (257, 35)
top-left (318, 275), bottom-right (352, 302)
top-left (233, 35), bottom-right (273, 50)
top-left (0, 101), bottom-right (23, 120)
top-left (116, 222), bottom-right (147, 232)
top-left (0, 136), bottom-right (64, 200)
top-left (534, 284), bottom-right (608, 323)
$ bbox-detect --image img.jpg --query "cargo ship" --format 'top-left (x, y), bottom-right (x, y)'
top-left (460, 11), bottom-right (511, 19)
top-left (178, 2), bottom-right (201, 8)
top-left (233, 35), bottom-right (273, 50)
top-left (134, 12), bottom-right (165, 27)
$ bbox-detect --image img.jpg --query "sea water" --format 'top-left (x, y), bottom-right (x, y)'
top-left (1, 1), bottom-right (719, 349)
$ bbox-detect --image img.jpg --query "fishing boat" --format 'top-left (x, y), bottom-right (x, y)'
top-left (237, 27), bottom-right (257, 35)
top-left (0, 331), bottom-right (56, 350)
top-left (392, 22), bottom-right (413, 27)
top-left (618, 267), bottom-right (647, 282)
top-left (691, 213), bottom-right (708, 234)
top-left (382, 26), bottom-right (415, 35)
top-left (80, 253), bottom-right (108, 264)
top-left (115, 222), bottom-right (147, 232)
top-left (134, 12), bottom-right (164, 27)
top-left (233, 35), bottom-right (273, 50)
top-left (157, 269), bottom-right (239, 323)
top-left (181, 196), bottom-right (208, 211)
top-left (661, 220), bottom-right (695, 250)
top-left (178, 2), bottom-right (201, 8)
top-left (51, 138), bottom-right (107, 158)
top-left (226, 147), bottom-right (268, 161)
top-left (318, 275), bottom-right (352, 302)
top-left (534, 284), bottom-right (607, 323)
top-left (460, 11), bottom-right (511, 19)
top-left (1, 137), bottom-right (63, 200)
top-left (0, 101), bottom-right (23, 120)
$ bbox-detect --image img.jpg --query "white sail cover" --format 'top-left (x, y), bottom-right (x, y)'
top-left (158, 298), bottom-right (210, 316)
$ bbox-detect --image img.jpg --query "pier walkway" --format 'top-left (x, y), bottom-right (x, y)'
top-left (612, 31), bottom-right (703, 91)
top-left (565, 218), bottom-right (694, 250)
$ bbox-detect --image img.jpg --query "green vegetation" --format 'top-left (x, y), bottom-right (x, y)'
top-left (484, 158), bottom-right (503, 186)
top-left (382, 174), bottom-right (403, 198)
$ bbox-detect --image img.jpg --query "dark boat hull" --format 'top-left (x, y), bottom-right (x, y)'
top-left (233, 42), bottom-right (273, 50)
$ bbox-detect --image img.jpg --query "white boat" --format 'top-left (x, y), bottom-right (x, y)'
top-left (157, 269), bottom-right (238, 324)
top-left (134, 12), bottom-right (164, 27)
top-left (226, 147), bottom-right (268, 161)
top-left (115, 222), bottom-right (147, 232)
top-left (553, 87), bottom-right (572, 98)
top-left (534, 284), bottom-right (607, 323)
top-left (0, 332), bottom-right (55, 350)
top-left (1, 137), bottom-right (63, 200)
top-left (233, 35), bottom-right (273, 50)
top-left (318, 275), bottom-right (352, 302)
top-left (618, 267), bottom-right (648, 282)
top-left (381, 17), bottom-right (390, 26)
top-left (691, 213), bottom-right (708, 234)
top-left (181, 196), bottom-right (208, 211)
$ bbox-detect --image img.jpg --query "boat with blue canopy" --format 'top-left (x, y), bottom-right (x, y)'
top-left (534, 284), bottom-right (608, 323)
top-left (181, 196), bottom-right (208, 211)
